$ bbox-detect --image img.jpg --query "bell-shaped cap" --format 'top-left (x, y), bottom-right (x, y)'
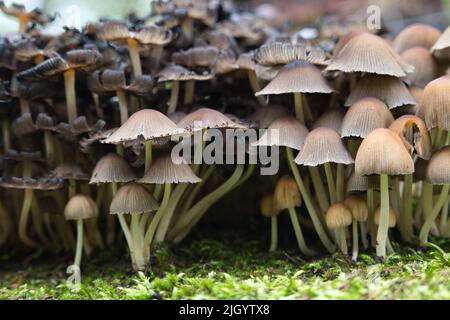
top-left (400, 47), bottom-right (438, 88)
top-left (273, 175), bottom-right (301, 210)
top-left (157, 64), bottom-right (213, 82)
top-left (110, 182), bottom-right (159, 214)
top-left (416, 75), bottom-right (450, 131)
top-left (260, 192), bottom-right (281, 218)
top-left (52, 163), bottom-right (89, 180)
top-left (254, 42), bottom-right (329, 66)
top-left (103, 109), bottom-right (186, 143)
top-left (326, 202), bottom-right (352, 230)
top-left (346, 169), bottom-right (378, 192)
top-left (344, 195), bottom-right (368, 222)
top-left (138, 154), bottom-right (201, 184)
top-left (256, 60), bottom-right (333, 96)
top-left (312, 108), bottom-right (344, 133)
top-left (177, 108), bottom-right (246, 132)
top-left (90, 153), bottom-right (137, 184)
top-left (345, 74), bottom-right (416, 109)
top-left (374, 206), bottom-right (397, 227)
top-left (64, 194), bottom-right (98, 220)
top-left (426, 146), bottom-right (450, 185)
top-left (253, 116), bottom-right (308, 150)
top-left (295, 127), bottom-right (354, 166)
top-left (341, 97), bottom-right (394, 138)
top-left (355, 128), bottom-right (414, 176)
top-left (393, 24), bottom-right (441, 53)
top-left (325, 33), bottom-right (414, 77)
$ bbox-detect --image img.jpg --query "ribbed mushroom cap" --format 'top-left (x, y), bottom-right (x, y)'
top-left (389, 115), bottom-right (432, 160)
top-left (344, 195), bottom-right (368, 221)
top-left (393, 24), bottom-right (441, 53)
top-left (138, 154), bottom-right (201, 184)
top-left (252, 117), bottom-right (309, 150)
top-left (341, 97), bottom-right (394, 138)
top-left (374, 206), bottom-right (397, 227)
top-left (110, 182), bottom-right (159, 214)
top-left (255, 60), bottom-right (333, 96)
top-left (400, 47), bottom-right (438, 88)
top-left (295, 127), bottom-right (354, 166)
top-left (332, 30), bottom-right (363, 58)
top-left (89, 153), bottom-right (137, 184)
top-left (157, 64), bottom-right (213, 82)
top-left (260, 192), bottom-right (281, 218)
top-left (247, 105), bottom-right (290, 129)
top-left (172, 46), bottom-right (219, 69)
top-left (416, 75), bottom-right (450, 131)
top-left (64, 194), bottom-right (98, 220)
top-left (431, 25), bottom-right (450, 57)
top-left (326, 202), bottom-right (352, 230)
top-left (346, 169), bottom-right (378, 192)
top-left (355, 128), bottom-right (414, 176)
top-left (312, 108), bottom-right (344, 133)
top-left (325, 33), bottom-right (414, 77)
top-left (254, 42), bottom-right (329, 66)
top-left (273, 175), bottom-right (301, 210)
top-left (98, 20), bottom-right (172, 45)
top-left (426, 146), bottom-right (450, 185)
top-left (103, 109), bottom-right (186, 144)
top-left (52, 163), bottom-right (89, 180)
top-left (177, 108), bottom-right (247, 132)
top-left (345, 74), bottom-right (416, 109)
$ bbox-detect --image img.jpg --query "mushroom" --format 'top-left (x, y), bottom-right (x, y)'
top-left (326, 202), bottom-right (352, 255)
top-left (400, 47), bottom-right (439, 88)
top-left (344, 195), bottom-right (368, 260)
top-left (110, 182), bottom-right (159, 271)
top-left (393, 24), bottom-right (441, 53)
top-left (373, 206), bottom-right (397, 254)
top-left (259, 192), bottom-right (280, 252)
top-left (64, 194), bottom-right (98, 280)
top-left (355, 128), bottom-right (414, 259)
top-left (273, 175), bottom-right (315, 256)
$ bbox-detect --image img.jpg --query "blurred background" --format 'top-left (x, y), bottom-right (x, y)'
top-left (1, 0), bottom-right (450, 36)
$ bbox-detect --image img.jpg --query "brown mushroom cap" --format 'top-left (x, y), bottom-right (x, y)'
top-left (89, 153), bottom-right (137, 184)
top-left (103, 109), bottom-right (186, 144)
top-left (273, 175), bottom-right (301, 210)
top-left (345, 74), bottom-right (416, 109)
top-left (64, 194), bottom-right (98, 220)
top-left (344, 195), bottom-right (368, 221)
top-left (325, 202), bottom-right (352, 230)
top-left (295, 127), bottom-right (354, 166)
top-left (172, 46), bottom-right (219, 69)
top-left (110, 182), bottom-right (159, 214)
top-left (138, 154), bottom-right (201, 184)
top-left (355, 128), bottom-right (414, 176)
top-left (400, 47), bottom-right (438, 88)
top-left (157, 64), bottom-right (213, 82)
top-left (260, 192), bottom-right (280, 217)
top-left (389, 115), bottom-right (432, 160)
top-left (426, 146), bottom-right (450, 185)
top-left (416, 75), bottom-right (450, 131)
top-left (312, 108), bottom-right (345, 133)
top-left (177, 107), bottom-right (246, 132)
top-left (325, 33), bottom-right (414, 77)
top-left (374, 206), bottom-right (397, 227)
top-left (256, 60), bottom-right (333, 96)
top-left (247, 105), bottom-right (290, 129)
top-left (393, 24), bottom-right (441, 53)
top-left (253, 116), bottom-right (309, 150)
top-left (52, 163), bottom-right (89, 181)
top-left (341, 97), bottom-right (394, 138)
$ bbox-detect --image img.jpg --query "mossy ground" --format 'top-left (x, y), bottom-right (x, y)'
top-left (0, 227), bottom-right (449, 300)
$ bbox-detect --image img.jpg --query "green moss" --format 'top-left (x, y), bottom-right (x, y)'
top-left (0, 233), bottom-right (449, 300)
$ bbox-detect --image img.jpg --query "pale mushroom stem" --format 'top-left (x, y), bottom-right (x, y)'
top-left (334, 229), bottom-right (347, 254)
top-left (20, 99), bottom-right (30, 114)
top-left (127, 38), bottom-right (142, 78)
top-left (286, 148), bottom-right (335, 253)
top-left (68, 179), bottom-right (76, 199)
top-left (367, 188), bottom-right (376, 248)
top-left (377, 174), bottom-right (390, 258)
top-left (18, 15), bottom-right (29, 33)
top-left (111, 182), bottom-right (133, 254)
top-left (419, 184), bottom-right (450, 245)
top-left (324, 163), bottom-right (337, 203)
top-left (74, 219), bottom-right (84, 267)
top-left (352, 220), bottom-right (358, 261)
top-left (293, 92), bottom-right (305, 124)
top-left (143, 183), bottom-right (172, 258)
top-left (63, 69), bottom-right (77, 126)
top-left (2, 119), bottom-right (11, 151)
top-left (145, 140), bottom-right (152, 173)
top-left (439, 198), bottom-right (449, 234)
top-left (184, 80), bottom-right (195, 105)
top-left (269, 216), bottom-right (277, 252)
top-left (360, 221), bottom-right (368, 249)
top-left (167, 80), bottom-right (180, 114)
top-left (248, 70), bottom-right (266, 106)
top-left (116, 90), bottom-right (129, 124)
top-left (43, 130), bottom-right (55, 165)
top-left (308, 166), bottom-right (330, 214)
top-left (168, 165), bottom-right (244, 244)
top-left (91, 92), bottom-right (103, 118)
top-left (401, 173), bottom-right (414, 243)
top-left (336, 164), bottom-right (345, 201)
top-left (131, 213), bottom-right (146, 271)
top-left (18, 161), bottom-right (36, 247)
top-left (287, 207), bottom-right (316, 256)
top-left (182, 18), bottom-right (194, 43)
top-left (179, 165), bottom-right (216, 215)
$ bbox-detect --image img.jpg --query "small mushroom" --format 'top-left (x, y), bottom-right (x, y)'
top-left (259, 192), bottom-right (280, 252)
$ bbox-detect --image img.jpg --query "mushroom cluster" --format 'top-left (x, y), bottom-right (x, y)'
top-left (0, 0), bottom-right (449, 276)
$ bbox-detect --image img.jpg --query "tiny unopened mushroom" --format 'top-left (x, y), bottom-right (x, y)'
top-left (344, 195), bottom-right (368, 260)
top-left (260, 192), bottom-right (281, 252)
top-left (326, 202), bottom-right (352, 255)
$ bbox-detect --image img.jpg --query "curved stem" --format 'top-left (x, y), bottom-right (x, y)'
top-left (324, 163), bottom-right (337, 204)
top-left (367, 188), bottom-right (376, 248)
top-left (352, 220), bottom-right (358, 261)
top-left (127, 38), bottom-right (142, 78)
top-left (180, 165), bottom-right (216, 215)
top-left (269, 216), bottom-right (278, 252)
top-left (439, 197), bottom-right (449, 234)
top-left (248, 70), bottom-right (266, 106)
top-left (401, 173), bottom-right (414, 243)
top-left (184, 80), bottom-right (195, 105)
top-left (286, 148), bottom-right (335, 253)
top-left (419, 184), bottom-right (449, 245)
top-left (294, 92), bottom-right (304, 124)
top-left (336, 164), bottom-right (344, 201)
top-left (288, 207), bottom-right (316, 256)
top-left (360, 221), bottom-right (368, 249)
top-left (377, 174), bottom-right (390, 258)
top-left (167, 80), bottom-right (180, 114)
top-left (308, 166), bottom-right (330, 214)
top-left (18, 162), bottom-right (36, 247)
top-left (64, 69), bottom-right (77, 126)
top-left (74, 219), bottom-right (84, 267)
top-left (116, 90), bottom-right (129, 124)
